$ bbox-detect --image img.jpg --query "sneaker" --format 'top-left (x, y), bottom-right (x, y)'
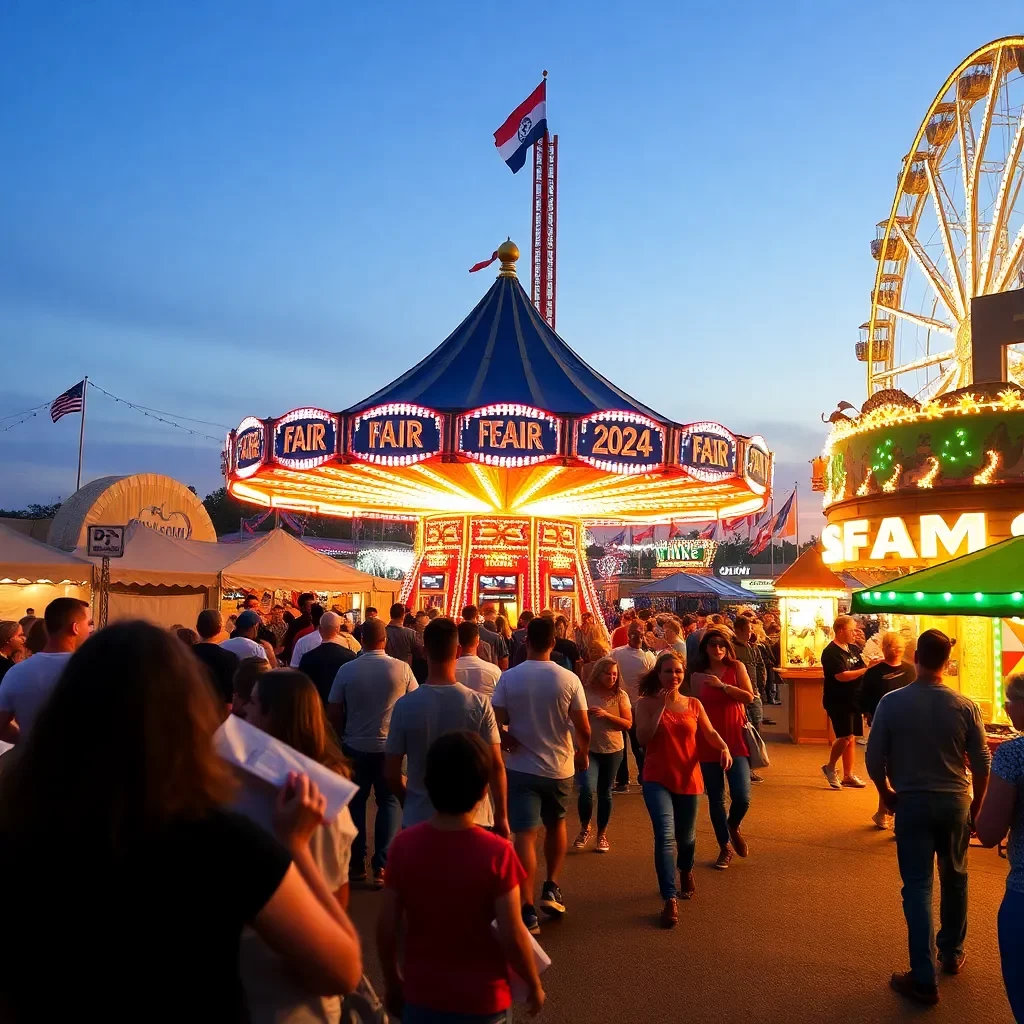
top-left (680, 870), bottom-right (696, 899)
top-left (613, 782), bottom-right (629, 793)
top-left (595, 833), bottom-right (610, 853)
top-left (939, 951), bottom-right (966, 975)
top-left (522, 904), bottom-right (541, 936)
top-left (889, 971), bottom-right (938, 1005)
top-left (539, 881), bottom-right (566, 917)
top-left (372, 867), bottom-right (385, 889)
top-left (871, 811), bottom-right (891, 830)
top-left (348, 869), bottom-right (367, 884)
top-left (855, 737), bottom-right (868, 746)
top-left (749, 771), bottom-right (764, 784)
top-left (572, 827), bottom-right (592, 850)
top-left (842, 774), bottom-right (867, 789)
top-left (822, 764), bottom-right (842, 790)
top-left (728, 825), bottom-right (748, 857)
top-left (660, 898), bottom-right (678, 929)
top-left (715, 846), bottom-right (734, 870)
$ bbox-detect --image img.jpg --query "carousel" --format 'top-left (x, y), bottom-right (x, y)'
top-left (816, 37), bottom-right (1024, 724)
top-left (224, 241), bottom-right (772, 623)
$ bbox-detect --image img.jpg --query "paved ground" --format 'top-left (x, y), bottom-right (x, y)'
top-left (348, 737), bottom-right (1014, 1023)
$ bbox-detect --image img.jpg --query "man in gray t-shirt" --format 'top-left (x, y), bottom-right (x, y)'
top-left (326, 617), bottom-right (417, 885)
top-left (865, 629), bottom-right (991, 1003)
top-left (385, 617), bottom-right (507, 835)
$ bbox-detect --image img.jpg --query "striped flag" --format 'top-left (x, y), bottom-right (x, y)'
top-left (773, 489), bottom-right (797, 538)
top-left (698, 521), bottom-right (720, 541)
top-left (50, 380), bottom-right (85, 422)
top-left (494, 80), bottom-right (547, 173)
top-left (633, 525), bottom-right (655, 544)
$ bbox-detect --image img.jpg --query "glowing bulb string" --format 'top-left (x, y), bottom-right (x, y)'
top-left (85, 381), bottom-right (226, 443)
top-left (0, 405), bottom-right (49, 433)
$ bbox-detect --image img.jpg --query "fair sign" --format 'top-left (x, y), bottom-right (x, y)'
top-left (822, 510), bottom-right (1024, 565)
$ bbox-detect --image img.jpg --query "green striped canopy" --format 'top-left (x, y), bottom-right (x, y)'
top-left (850, 535), bottom-right (1024, 618)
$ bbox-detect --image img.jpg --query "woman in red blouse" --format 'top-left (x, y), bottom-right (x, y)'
top-left (689, 628), bottom-right (756, 869)
top-left (635, 651), bottom-right (732, 928)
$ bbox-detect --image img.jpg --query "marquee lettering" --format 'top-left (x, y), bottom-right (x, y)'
top-left (747, 447), bottom-right (769, 483)
top-left (368, 419), bottom-right (424, 449)
top-left (822, 512), bottom-right (990, 564)
top-left (282, 422), bottom-right (326, 454)
top-left (237, 431), bottom-right (262, 462)
top-left (477, 419), bottom-right (545, 450)
top-left (692, 434), bottom-right (732, 468)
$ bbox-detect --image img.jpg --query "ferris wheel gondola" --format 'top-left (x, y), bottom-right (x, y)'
top-left (862, 37), bottom-right (1024, 399)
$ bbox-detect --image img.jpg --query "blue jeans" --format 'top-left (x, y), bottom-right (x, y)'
top-left (998, 888), bottom-right (1024, 1021)
top-left (700, 756), bottom-right (751, 849)
top-left (343, 746), bottom-right (400, 874)
top-left (641, 782), bottom-right (699, 900)
top-left (577, 750), bottom-right (623, 832)
top-left (894, 792), bottom-right (970, 985)
top-left (616, 724), bottom-right (644, 785)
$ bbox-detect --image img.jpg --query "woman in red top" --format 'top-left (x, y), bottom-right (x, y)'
top-left (635, 651), bottom-right (732, 929)
top-left (689, 628), bottom-right (756, 870)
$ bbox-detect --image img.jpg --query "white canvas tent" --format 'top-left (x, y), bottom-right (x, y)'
top-left (80, 526), bottom-right (398, 626)
top-left (0, 523), bottom-right (93, 621)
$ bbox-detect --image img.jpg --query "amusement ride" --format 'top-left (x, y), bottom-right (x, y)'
top-left (224, 241), bottom-right (772, 625)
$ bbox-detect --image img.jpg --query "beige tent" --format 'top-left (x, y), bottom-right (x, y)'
top-left (0, 523), bottom-right (93, 621)
top-left (80, 526), bottom-right (398, 626)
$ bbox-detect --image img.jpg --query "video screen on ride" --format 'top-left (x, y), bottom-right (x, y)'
top-left (419, 573), bottom-right (445, 591)
top-left (549, 575), bottom-right (576, 591)
top-left (478, 574), bottom-right (518, 592)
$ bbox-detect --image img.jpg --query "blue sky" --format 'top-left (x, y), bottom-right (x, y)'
top-left (1, 1), bottom-right (1018, 533)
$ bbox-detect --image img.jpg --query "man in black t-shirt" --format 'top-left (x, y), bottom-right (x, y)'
top-left (820, 615), bottom-right (874, 790)
top-left (192, 609), bottom-right (240, 709)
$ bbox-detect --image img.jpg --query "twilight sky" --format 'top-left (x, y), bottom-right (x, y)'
top-left (0, 1), bottom-right (1017, 536)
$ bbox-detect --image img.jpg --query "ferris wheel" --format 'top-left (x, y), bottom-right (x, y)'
top-left (863, 37), bottom-right (1024, 399)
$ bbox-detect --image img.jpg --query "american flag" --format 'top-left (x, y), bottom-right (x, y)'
top-left (50, 380), bottom-right (85, 422)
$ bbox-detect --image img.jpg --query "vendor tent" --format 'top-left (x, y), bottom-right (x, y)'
top-left (632, 572), bottom-right (751, 600)
top-left (0, 523), bottom-right (93, 621)
top-left (851, 535), bottom-right (1024, 618)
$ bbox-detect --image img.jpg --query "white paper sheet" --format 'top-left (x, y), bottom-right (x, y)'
top-left (215, 714), bottom-right (358, 822)
top-left (491, 921), bottom-right (551, 1003)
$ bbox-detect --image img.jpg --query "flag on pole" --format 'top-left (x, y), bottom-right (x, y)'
top-left (469, 250), bottom-right (499, 273)
top-left (668, 521), bottom-right (683, 540)
top-left (722, 513), bottom-right (753, 534)
top-left (494, 80), bottom-right (547, 173)
top-left (242, 510), bottom-right (273, 535)
top-left (633, 525), bottom-right (655, 544)
top-left (50, 380), bottom-right (85, 422)
top-left (698, 522), bottom-right (720, 541)
top-left (772, 489), bottom-right (798, 539)
top-left (748, 512), bottom-right (776, 556)
top-left (607, 528), bottom-right (626, 546)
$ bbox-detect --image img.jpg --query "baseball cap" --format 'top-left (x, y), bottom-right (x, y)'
top-left (236, 610), bottom-right (262, 631)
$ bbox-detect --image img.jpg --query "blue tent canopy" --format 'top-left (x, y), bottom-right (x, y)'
top-left (346, 272), bottom-right (666, 419)
top-left (631, 572), bottom-right (752, 600)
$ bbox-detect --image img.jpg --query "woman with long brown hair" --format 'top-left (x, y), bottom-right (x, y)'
top-left (635, 650), bottom-right (732, 928)
top-left (241, 668), bottom-right (359, 1023)
top-left (0, 621), bottom-right (361, 1021)
top-left (573, 656), bottom-right (632, 853)
top-left (688, 628), bottom-right (755, 869)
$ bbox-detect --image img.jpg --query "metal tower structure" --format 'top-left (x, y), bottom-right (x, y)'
top-left (532, 132), bottom-right (558, 329)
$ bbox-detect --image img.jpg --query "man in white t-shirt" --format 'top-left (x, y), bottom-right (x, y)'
top-left (454, 621), bottom-right (502, 700)
top-left (612, 625), bottom-right (655, 790)
top-left (289, 619), bottom-right (324, 667)
top-left (220, 611), bottom-right (268, 661)
top-left (492, 616), bottom-right (590, 936)
top-left (0, 597), bottom-right (90, 745)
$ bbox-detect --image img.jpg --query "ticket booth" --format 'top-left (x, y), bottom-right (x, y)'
top-left (547, 573), bottom-right (578, 620)
top-left (418, 572), bottom-right (447, 611)
top-left (477, 574), bottom-right (520, 628)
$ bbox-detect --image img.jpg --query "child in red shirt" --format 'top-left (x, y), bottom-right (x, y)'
top-left (377, 730), bottom-right (544, 1022)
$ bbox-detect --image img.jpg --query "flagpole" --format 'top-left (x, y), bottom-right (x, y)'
top-left (794, 481), bottom-right (800, 562)
top-left (76, 376), bottom-right (88, 492)
top-left (770, 491), bottom-right (775, 576)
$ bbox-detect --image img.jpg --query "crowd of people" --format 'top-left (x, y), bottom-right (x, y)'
top-left (0, 594), bottom-right (1022, 1020)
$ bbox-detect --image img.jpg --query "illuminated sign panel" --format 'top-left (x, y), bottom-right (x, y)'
top-left (273, 408), bottom-right (337, 469)
top-left (350, 403), bottom-right (443, 466)
top-left (678, 422), bottom-right (737, 481)
top-left (234, 417), bottom-right (266, 479)
top-left (459, 405), bottom-right (560, 466)
top-left (575, 412), bottom-right (665, 474)
top-left (549, 575), bottom-right (576, 591)
top-left (419, 573), bottom-right (445, 591)
top-left (822, 512), bottom-right (991, 564)
top-left (744, 436), bottom-right (771, 494)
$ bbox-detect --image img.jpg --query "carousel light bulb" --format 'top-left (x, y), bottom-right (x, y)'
top-left (975, 592), bottom-right (984, 601)
top-left (943, 592), bottom-right (952, 601)
top-left (915, 592), bottom-right (924, 600)
top-left (1014, 592), bottom-right (1022, 602)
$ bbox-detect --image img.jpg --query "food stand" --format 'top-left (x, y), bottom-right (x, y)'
top-left (774, 547), bottom-right (850, 744)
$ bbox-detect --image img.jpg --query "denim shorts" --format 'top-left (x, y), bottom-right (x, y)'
top-left (506, 769), bottom-right (573, 831)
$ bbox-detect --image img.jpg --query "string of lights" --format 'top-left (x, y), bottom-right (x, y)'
top-left (0, 406), bottom-right (49, 433)
top-left (85, 382), bottom-right (224, 443)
